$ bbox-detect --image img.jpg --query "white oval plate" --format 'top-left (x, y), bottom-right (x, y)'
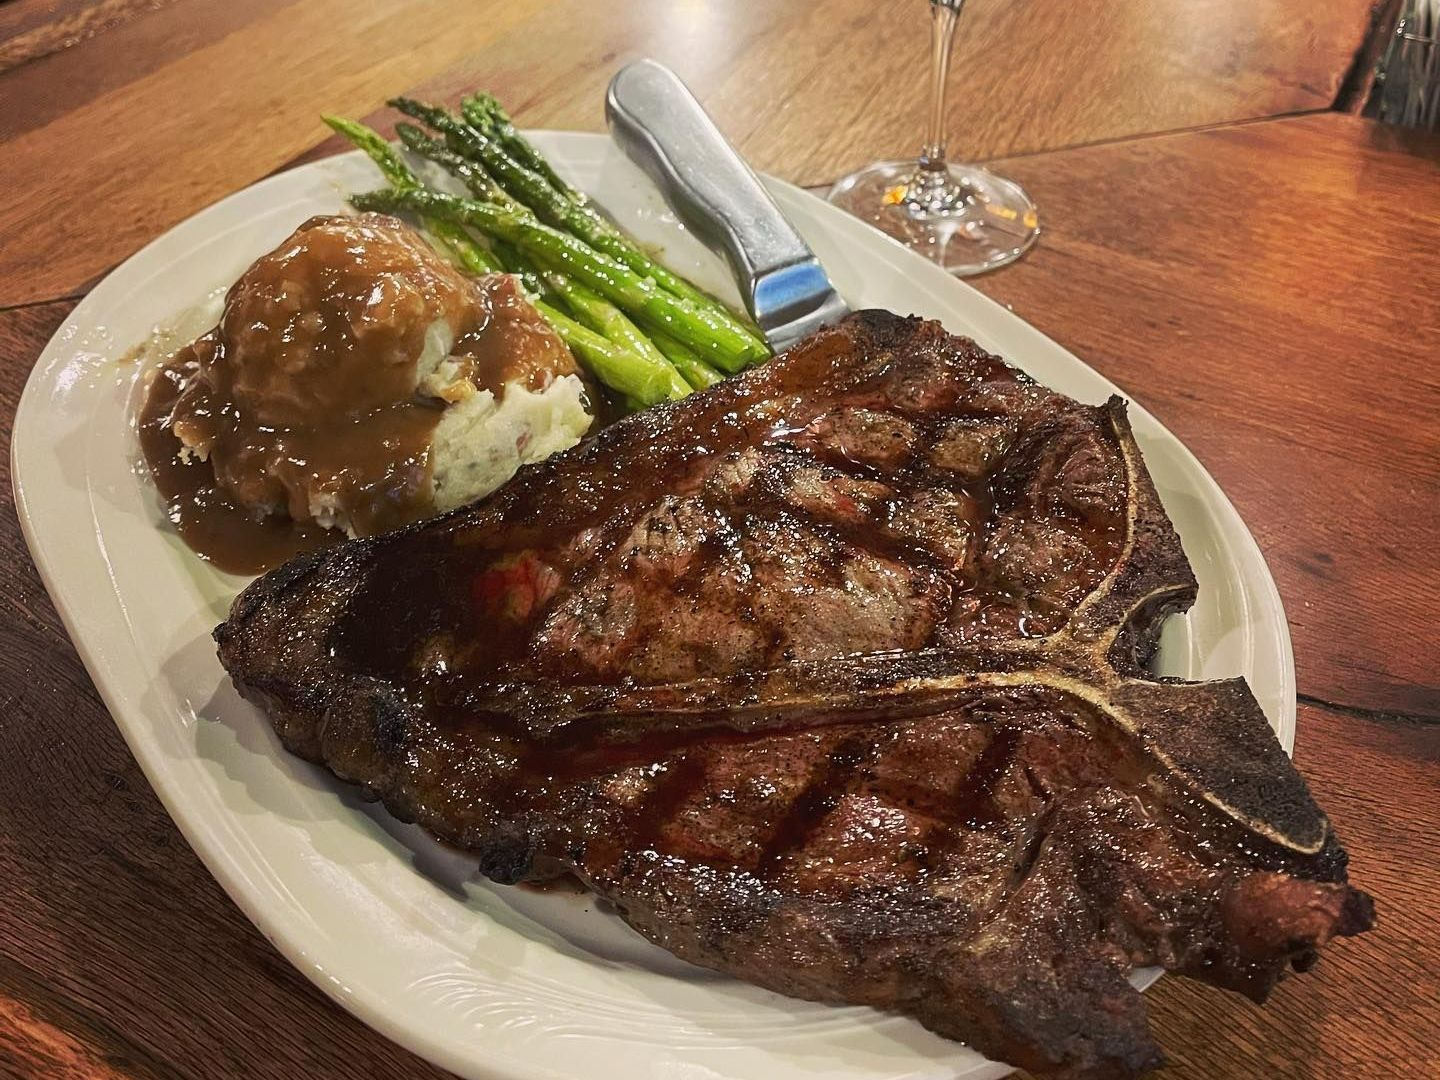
top-left (12, 133), bottom-right (1294, 1080)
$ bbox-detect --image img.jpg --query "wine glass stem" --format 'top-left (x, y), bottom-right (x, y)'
top-left (919, 0), bottom-right (964, 172)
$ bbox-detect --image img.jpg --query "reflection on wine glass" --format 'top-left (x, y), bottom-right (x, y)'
top-left (827, 0), bottom-right (1039, 276)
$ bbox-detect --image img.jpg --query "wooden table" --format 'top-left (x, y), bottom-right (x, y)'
top-left (2, 2), bottom-right (1436, 1078)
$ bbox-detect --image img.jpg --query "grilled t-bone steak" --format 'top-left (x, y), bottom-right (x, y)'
top-left (216, 311), bottom-right (1372, 1079)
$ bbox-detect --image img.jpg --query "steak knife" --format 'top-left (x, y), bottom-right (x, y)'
top-left (605, 59), bottom-right (850, 354)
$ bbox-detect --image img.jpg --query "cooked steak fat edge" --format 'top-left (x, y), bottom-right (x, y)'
top-left (216, 311), bottom-right (1372, 1080)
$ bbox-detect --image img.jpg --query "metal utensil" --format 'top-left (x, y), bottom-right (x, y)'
top-left (605, 58), bottom-right (849, 354)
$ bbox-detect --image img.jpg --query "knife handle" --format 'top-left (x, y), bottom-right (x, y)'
top-left (605, 59), bottom-right (815, 309)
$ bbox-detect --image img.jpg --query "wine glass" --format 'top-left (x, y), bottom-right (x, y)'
top-left (827, 0), bottom-right (1039, 276)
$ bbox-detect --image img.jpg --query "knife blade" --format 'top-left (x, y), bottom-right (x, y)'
top-left (605, 59), bottom-right (850, 355)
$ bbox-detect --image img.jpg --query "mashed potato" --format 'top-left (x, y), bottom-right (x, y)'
top-left (157, 213), bottom-right (592, 540)
top-left (430, 374), bottom-right (591, 514)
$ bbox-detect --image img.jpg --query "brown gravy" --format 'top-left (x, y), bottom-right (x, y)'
top-left (137, 214), bottom-right (581, 576)
top-left (454, 275), bottom-right (576, 398)
top-left (138, 356), bottom-right (342, 574)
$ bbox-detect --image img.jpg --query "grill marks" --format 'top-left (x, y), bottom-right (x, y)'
top-left (619, 753), bottom-right (711, 860)
top-left (516, 405), bottom-right (1124, 683)
top-left (755, 735), bottom-right (877, 874)
top-left (588, 708), bottom-right (1087, 898)
top-left (950, 724), bottom-right (1024, 828)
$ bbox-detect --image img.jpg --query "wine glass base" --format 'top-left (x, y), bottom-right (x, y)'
top-left (826, 160), bottom-right (1040, 276)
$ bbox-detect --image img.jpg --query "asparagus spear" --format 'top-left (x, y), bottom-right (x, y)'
top-left (395, 122), bottom-right (518, 207)
top-left (324, 115), bottom-right (505, 274)
top-left (544, 271), bottom-right (682, 385)
top-left (351, 186), bottom-right (767, 371)
top-left (395, 97), bottom-right (614, 245)
top-left (468, 175), bottom-right (694, 393)
top-left (436, 232), bottom-right (682, 405)
top-left (324, 114), bottom-right (416, 189)
top-left (532, 301), bottom-right (687, 405)
top-left (489, 239), bottom-right (558, 304)
top-left (482, 225), bottom-right (647, 364)
top-left (390, 97), bottom-right (502, 173)
top-left (452, 97), bottom-right (623, 235)
top-left (462, 91), bottom-right (576, 200)
top-left (651, 331), bottom-right (725, 390)
top-left (458, 95), bottom-right (763, 334)
top-left (428, 219), bottom-right (504, 275)
top-left (394, 96), bottom-right (767, 361)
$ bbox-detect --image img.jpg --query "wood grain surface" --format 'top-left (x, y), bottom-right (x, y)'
top-left (3, 4), bottom-right (1437, 1080)
top-left (0, 0), bottom-right (1377, 306)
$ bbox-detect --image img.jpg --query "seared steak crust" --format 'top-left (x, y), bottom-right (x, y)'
top-left (216, 311), bottom-right (1371, 1079)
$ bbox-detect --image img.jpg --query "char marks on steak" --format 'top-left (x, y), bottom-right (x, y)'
top-left (216, 311), bottom-right (1372, 1079)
